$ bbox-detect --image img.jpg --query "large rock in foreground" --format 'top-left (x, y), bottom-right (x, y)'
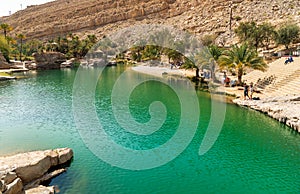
top-left (0, 148), bottom-right (73, 194)
top-left (33, 52), bottom-right (66, 70)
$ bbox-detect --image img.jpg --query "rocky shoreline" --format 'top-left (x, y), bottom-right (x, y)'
top-left (233, 96), bottom-right (300, 133)
top-left (132, 65), bottom-right (300, 133)
top-left (0, 148), bottom-right (73, 194)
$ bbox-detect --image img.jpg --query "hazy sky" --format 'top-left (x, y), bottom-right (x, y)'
top-left (0, 0), bottom-right (54, 17)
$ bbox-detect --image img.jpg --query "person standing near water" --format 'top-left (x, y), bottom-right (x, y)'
top-left (249, 82), bottom-right (254, 100)
top-left (244, 83), bottom-right (249, 100)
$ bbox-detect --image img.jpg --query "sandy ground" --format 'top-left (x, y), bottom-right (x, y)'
top-left (132, 64), bottom-right (242, 96)
top-left (132, 65), bottom-right (196, 78)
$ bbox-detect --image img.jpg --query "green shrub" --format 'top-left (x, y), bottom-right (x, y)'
top-left (234, 16), bottom-right (242, 21)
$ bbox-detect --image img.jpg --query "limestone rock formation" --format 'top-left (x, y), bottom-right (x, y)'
top-left (33, 52), bottom-right (66, 70)
top-left (233, 96), bottom-right (300, 133)
top-left (0, 148), bottom-right (73, 194)
top-left (1, 0), bottom-right (299, 44)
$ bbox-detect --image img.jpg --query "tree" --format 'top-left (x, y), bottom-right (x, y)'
top-left (235, 22), bottom-right (277, 51)
top-left (16, 33), bottom-right (26, 61)
top-left (87, 34), bottom-right (97, 44)
top-left (0, 23), bottom-right (13, 39)
top-left (218, 43), bottom-right (267, 85)
top-left (181, 56), bottom-right (200, 78)
top-left (195, 45), bottom-right (223, 81)
top-left (142, 45), bottom-right (160, 60)
top-left (163, 48), bottom-right (183, 64)
top-left (129, 45), bottom-right (142, 62)
top-left (5, 36), bottom-right (16, 46)
top-left (259, 23), bottom-right (276, 50)
top-left (23, 39), bottom-right (43, 56)
top-left (0, 35), bottom-right (10, 62)
top-left (6, 36), bottom-right (17, 60)
top-left (235, 21), bottom-right (257, 43)
top-left (276, 23), bottom-right (300, 49)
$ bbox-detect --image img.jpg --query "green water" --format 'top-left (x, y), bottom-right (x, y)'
top-left (0, 66), bottom-right (299, 193)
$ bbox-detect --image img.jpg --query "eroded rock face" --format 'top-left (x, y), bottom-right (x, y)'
top-left (33, 52), bottom-right (66, 70)
top-left (2, 0), bottom-right (299, 44)
top-left (0, 148), bottom-right (73, 194)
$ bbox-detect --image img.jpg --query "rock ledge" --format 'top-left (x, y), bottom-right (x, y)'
top-left (233, 96), bottom-right (300, 132)
top-left (0, 148), bottom-right (73, 194)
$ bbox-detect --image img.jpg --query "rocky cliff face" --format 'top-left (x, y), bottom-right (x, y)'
top-left (1, 0), bottom-right (300, 44)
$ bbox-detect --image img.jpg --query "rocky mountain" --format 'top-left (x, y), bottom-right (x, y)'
top-left (1, 0), bottom-right (300, 45)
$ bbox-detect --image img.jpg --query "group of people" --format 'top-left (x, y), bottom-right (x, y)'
top-left (243, 82), bottom-right (254, 100)
top-left (222, 72), bottom-right (231, 86)
top-left (170, 62), bottom-right (183, 69)
top-left (284, 56), bottom-right (294, 64)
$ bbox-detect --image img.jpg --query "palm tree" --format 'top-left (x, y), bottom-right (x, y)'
top-left (181, 56), bottom-right (200, 78)
top-left (164, 48), bottom-right (183, 65)
top-left (5, 36), bottom-right (16, 46)
top-left (195, 45), bottom-right (222, 82)
top-left (0, 35), bottom-right (10, 62)
top-left (218, 43), bottom-right (267, 85)
top-left (0, 23), bottom-right (13, 39)
top-left (87, 34), bottom-right (97, 44)
top-left (16, 33), bottom-right (26, 61)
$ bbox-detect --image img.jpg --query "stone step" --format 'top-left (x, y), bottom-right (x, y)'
top-left (242, 57), bottom-right (300, 98)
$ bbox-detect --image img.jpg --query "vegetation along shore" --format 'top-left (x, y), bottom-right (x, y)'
top-left (0, 0), bottom-right (300, 193)
top-left (1, 18), bottom-right (300, 132)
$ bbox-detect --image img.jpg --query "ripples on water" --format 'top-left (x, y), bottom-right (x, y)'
top-left (0, 68), bottom-right (299, 193)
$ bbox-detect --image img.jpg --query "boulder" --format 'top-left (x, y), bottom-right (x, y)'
top-left (0, 148), bottom-right (73, 189)
top-left (25, 186), bottom-right (54, 194)
top-left (57, 148), bottom-right (74, 165)
top-left (60, 58), bottom-right (78, 68)
top-left (15, 155), bottom-right (52, 184)
top-left (33, 52), bottom-right (66, 70)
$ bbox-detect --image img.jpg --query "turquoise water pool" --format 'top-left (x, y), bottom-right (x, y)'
top-left (0, 66), bottom-right (299, 193)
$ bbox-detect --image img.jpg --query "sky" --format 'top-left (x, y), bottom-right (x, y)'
top-left (0, 0), bottom-right (54, 17)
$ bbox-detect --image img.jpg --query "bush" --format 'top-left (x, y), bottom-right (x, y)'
top-left (201, 34), bottom-right (217, 46)
top-left (234, 16), bottom-right (242, 21)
